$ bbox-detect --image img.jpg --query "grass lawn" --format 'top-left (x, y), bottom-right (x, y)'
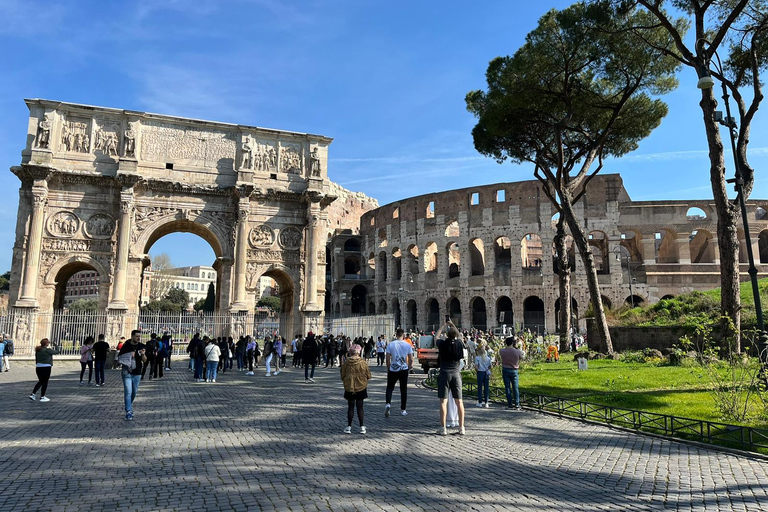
top-left (461, 359), bottom-right (768, 428)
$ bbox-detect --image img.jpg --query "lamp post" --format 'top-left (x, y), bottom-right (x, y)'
top-left (697, 42), bottom-right (768, 368)
top-left (614, 247), bottom-right (636, 307)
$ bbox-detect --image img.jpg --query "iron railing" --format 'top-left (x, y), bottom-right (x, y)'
top-left (424, 373), bottom-right (768, 454)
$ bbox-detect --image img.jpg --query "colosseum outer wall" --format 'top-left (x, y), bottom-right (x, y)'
top-left (328, 174), bottom-right (768, 333)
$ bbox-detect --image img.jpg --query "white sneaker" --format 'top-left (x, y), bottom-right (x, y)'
top-left (401, 410), bottom-right (407, 416)
top-left (40, 397), bottom-right (50, 402)
top-left (484, 403), bottom-right (490, 408)
top-left (79, 381), bottom-right (84, 386)
top-left (343, 426), bottom-right (352, 434)
top-left (438, 427), bottom-right (447, 436)
top-left (476, 403), bottom-right (483, 408)
top-left (459, 427), bottom-right (466, 435)
top-left (246, 371), bottom-right (254, 376)
top-left (29, 394), bottom-right (36, 401)
top-left (360, 426), bottom-right (367, 434)
top-left (212, 379), bottom-right (216, 383)
top-left (385, 404), bottom-right (391, 417)
top-left (265, 373), bottom-right (272, 377)
top-left (308, 378), bottom-right (315, 383)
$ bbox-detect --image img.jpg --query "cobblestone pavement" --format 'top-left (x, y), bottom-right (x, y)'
top-left (1, 359), bottom-right (767, 512)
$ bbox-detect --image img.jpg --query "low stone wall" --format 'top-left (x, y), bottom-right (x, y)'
top-left (586, 321), bottom-right (708, 352)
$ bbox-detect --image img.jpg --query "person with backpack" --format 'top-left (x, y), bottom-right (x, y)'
top-left (142, 333), bottom-right (158, 380)
top-left (2, 333), bottom-right (13, 372)
top-left (435, 319), bottom-right (466, 436)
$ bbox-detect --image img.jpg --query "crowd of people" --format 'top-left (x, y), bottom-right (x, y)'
top-left (25, 322), bottom-right (537, 431)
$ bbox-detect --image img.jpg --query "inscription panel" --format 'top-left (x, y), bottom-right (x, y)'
top-left (140, 121), bottom-right (236, 165)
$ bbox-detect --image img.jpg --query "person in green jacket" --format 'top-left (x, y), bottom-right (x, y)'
top-left (30, 338), bottom-right (60, 402)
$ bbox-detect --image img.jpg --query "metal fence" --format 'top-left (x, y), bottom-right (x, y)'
top-left (424, 374), bottom-right (768, 454)
top-left (3, 310), bottom-right (395, 357)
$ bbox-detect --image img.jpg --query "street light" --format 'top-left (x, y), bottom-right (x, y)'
top-left (614, 247), bottom-right (637, 307)
top-left (697, 40), bottom-right (768, 368)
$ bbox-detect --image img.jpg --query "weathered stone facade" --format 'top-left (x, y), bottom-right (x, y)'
top-left (10, 99), bottom-right (348, 342)
top-left (327, 174), bottom-right (768, 333)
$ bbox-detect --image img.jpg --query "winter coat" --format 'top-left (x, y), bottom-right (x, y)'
top-left (340, 355), bottom-right (371, 393)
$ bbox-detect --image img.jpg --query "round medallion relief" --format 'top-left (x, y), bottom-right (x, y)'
top-left (47, 211), bottom-right (80, 238)
top-left (249, 225), bottom-right (275, 248)
top-left (278, 226), bottom-right (302, 250)
top-left (84, 213), bottom-right (116, 239)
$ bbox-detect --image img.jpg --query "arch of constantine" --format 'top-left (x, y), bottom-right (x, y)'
top-left (326, 175), bottom-right (768, 333)
top-left (8, 99), bottom-right (378, 347)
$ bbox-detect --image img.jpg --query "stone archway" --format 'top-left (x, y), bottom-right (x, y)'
top-left (10, 99), bottom-right (334, 344)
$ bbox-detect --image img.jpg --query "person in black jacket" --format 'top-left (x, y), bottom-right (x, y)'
top-left (303, 332), bottom-right (319, 383)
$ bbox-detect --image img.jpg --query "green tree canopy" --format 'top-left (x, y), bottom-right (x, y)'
top-left (202, 282), bottom-right (216, 312)
top-left (466, 2), bottom-right (681, 353)
top-left (165, 287), bottom-right (190, 307)
top-left (257, 296), bottom-right (281, 313)
top-left (68, 298), bottom-right (99, 312)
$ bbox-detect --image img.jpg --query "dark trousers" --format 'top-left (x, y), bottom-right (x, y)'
top-left (166, 351), bottom-right (172, 369)
top-left (385, 370), bottom-right (409, 410)
top-left (194, 356), bottom-right (205, 379)
top-left (142, 357), bottom-right (155, 378)
top-left (304, 362), bottom-right (316, 379)
top-left (153, 357), bottom-right (164, 378)
top-left (33, 366), bottom-right (52, 396)
top-left (80, 361), bottom-right (93, 383)
top-left (246, 352), bottom-right (253, 371)
top-left (95, 360), bottom-right (106, 385)
top-left (377, 352), bottom-right (385, 366)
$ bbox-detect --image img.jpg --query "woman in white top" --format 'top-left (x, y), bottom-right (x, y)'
top-left (475, 346), bottom-right (493, 408)
top-left (204, 338), bottom-right (221, 383)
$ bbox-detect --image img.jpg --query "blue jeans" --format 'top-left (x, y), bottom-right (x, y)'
top-left (206, 361), bottom-right (218, 381)
top-left (236, 353), bottom-right (244, 370)
top-left (95, 360), bottom-right (106, 385)
top-left (304, 362), bottom-right (316, 379)
top-left (122, 371), bottom-right (141, 414)
top-left (502, 368), bottom-right (520, 408)
top-left (194, 357), bottom-right (204, 379)
top-left (477, 370), bottom-right (490, 404)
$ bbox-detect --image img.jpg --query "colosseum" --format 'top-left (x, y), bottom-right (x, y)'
top-left (326, 174), bottom-right (768, 334)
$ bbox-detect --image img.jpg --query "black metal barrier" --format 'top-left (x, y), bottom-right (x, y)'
top-left (424, 373), bottom-right (768, 454)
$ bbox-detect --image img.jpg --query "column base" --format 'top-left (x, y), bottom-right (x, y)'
top-left (229, 302), bottom-right (249, 313)
top-left (107, 300), bottom-right (128, 310)
top-left (14, 298), bottom-right (39, 308)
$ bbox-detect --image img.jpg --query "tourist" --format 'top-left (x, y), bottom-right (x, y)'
top-left (0, 336), bottom-right (5, 372)
top-left (499, 336), bottom-right (523, 410)
top-left (365, 336), bottom-right (375, 361)
top-left (291, 335), bottom-right (299, 367)
top-left (204, 338), bottom-right (221, 383)
top-left (142, 333), bottom-right (158, 380)
top-left (475, 345), bottom-right (493, 408)
top-left (303, 332), bottom-right (319, 383)
top-left (253, 339), bottom-right (261, 368)
top-left (325, 335), bottom-right (337, 368)
top-left (112, 337), bottom-right (125, 369)
top-left (217, 337), bottom-right (229, 373)
top-left (236, 336), bottom-right (247, 371)
top-left (192, 335), bottom-right (206, 382)
top-left (280, 336), bottom-right (288, 368)
top-left (92, 334), bottom-right (110, 387)
top-left (164, 333), bottom-right (174, 370)
top-left (435, 319), bottom-right (465, 436)
top-left (153, 334), bottom-right (169, 378)
top-left (117, 330), bottom-right (147, 421)
top-left (263, 337), bottom-right (275, 376)
top-left (79, 336), bottom-right (94, 386)
top-left (227, 337), bottom-right (235, 370)
top-left (30, 338), bottom-right (60, 402)
top-left (340, 343), bottom-right (371, 434)
top-left (294, 334), bottom-right (304, 367)
top-left (245, 336), bottom-right (255, 375)
top-left (376, 336), bottom-right (387, 366)
top-left (384, 328), bottom-right (414, 418)
top-left (2, 333), bottom-right (13, 372)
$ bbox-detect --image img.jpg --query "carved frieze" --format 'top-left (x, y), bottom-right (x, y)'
top-left (278, 226), bottom-right (302, 250)
top-left (249, 225), bottom-right (275, 248)
top-left (39, 251), bottom-right (58, 277)
top-left (247, 249), bottom-right (301, 264)
top-left (131, 206), bottom-right (177, 245)
top-left (140, 120), bottom-right (236, 164)
top-left (60, 117), bottom-right (91, 153)
top-left (280, 142), bottom-right (303, 174)
top-left (84, 213), bottom-right (116, 239)
top-left (47, 211), bottom-right (80, 238)
top-left (94, 117), bottom-right (121, 157)
top-left (43, 237), bottom-right (114, 253)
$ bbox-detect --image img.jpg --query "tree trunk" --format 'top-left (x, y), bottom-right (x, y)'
top-left (554, 217), bottom-right (571, 352)
top-left (561, 194), bottom-right (614, 354)
top-left (700, 91), bottom-right (742, 352)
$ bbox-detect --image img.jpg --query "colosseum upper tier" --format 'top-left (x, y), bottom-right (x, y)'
top-left (326, 174), bottom-right (768, 333)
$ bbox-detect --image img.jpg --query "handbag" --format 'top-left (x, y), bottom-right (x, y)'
top-left (117, 352), bottom-right (136, 371)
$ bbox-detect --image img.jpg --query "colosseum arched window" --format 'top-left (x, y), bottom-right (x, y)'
top-left (426, 298), bottom-right (440, 330)
top-left (447, 297), bottom-right (462, 327)
top-left (447, 242), bottom-right (461, 278)
top-left (378, 251), bottom-right (388, 281)
top-left (521, 234), bottom-right (543, 269)
top-left (424, 242), bottom-right (438, 273)
top-left (496, 296), bottom-right (513, 326)
top-left (445, 220), bottom-right (460, 238)
top-left (392, 248), bottom-right (402, 280)
top-left (469, 238), bottom-right (485, 276)
top-left (470, 296), bottom-right (487, 331)
top-left (588, 231), bottom-right (609, 274)
top-left (689, 229), bottom-right (715, 264)
top-left (654, 229), bottom-right (679, 263)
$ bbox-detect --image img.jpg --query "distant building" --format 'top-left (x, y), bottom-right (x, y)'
top-left (64, 270), bottom-right (100, 306)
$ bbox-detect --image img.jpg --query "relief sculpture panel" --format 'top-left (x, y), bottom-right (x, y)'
top-left (94, 117), bottom-right (121, 157)
top-left (47, 211), bottom-right (80, 238)
top-left (60, 117), bottom-right (91, 153)
top-left (278, 226), bottom-right (302, 250)
top-left (249, 225), bottom-right (275, 248)
top-left (280, 142), bottom-right (303, 174)
top-left (84, 213), bottom-right (116, 239)
top-left (140, 121), bottom-right (236, 165)
top-left (254, 140), bottom-right (277, 172)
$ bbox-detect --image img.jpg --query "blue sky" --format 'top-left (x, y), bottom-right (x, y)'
top-left (1, 0), bottom-right (766, 270)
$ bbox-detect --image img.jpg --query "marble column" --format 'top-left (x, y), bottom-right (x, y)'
top-left (230, 199), bottom-right (250, 312)
top-left (304, 205), bottom-right (322, 309)
top-left (108, 189), bottom-right (134, 310)
top-left (16, 182), bottom-right (48, 308)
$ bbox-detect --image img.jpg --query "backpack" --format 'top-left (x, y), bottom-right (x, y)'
top-left (4, 340), bottom-right (13, 356)
top-left (156, 341), bottom-right (165, 357)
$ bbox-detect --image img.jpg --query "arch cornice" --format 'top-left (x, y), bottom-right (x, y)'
top-left (130, 208), bottom-right (233, 259)
top-left (43, 254), bottom-right (111, 286)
